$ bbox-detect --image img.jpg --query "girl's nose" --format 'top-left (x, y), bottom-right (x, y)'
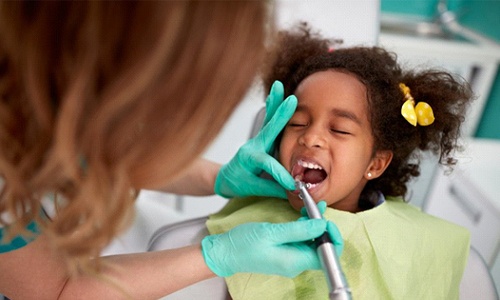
top-left (298, 126), bottom-right (326, 148)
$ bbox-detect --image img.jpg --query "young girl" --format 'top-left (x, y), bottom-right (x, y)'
top-left (206, 24), bottom-right (474, 299)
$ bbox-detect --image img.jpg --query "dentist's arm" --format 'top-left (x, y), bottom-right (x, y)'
top-left (0, 219), bottom-right (328, 299)
top-left (160, 158), bottom-right (221, 196)
top-left (0, 234), bottom-right (213, 299)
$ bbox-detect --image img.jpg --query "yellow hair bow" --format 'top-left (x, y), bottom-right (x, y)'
top-left (400, 83), bottom-right (434, 126)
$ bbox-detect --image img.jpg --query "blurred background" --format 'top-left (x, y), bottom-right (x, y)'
top-left (382, 0), bottom-right (500, 139)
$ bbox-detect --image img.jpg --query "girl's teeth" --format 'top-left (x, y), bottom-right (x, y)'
top-left (293, 179), bottom-right (317, 190)
top-left (306, 182), bottom-right (318, 190)
top-left (298, 160), bottom-right (322, 170)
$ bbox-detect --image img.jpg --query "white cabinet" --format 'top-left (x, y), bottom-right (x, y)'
top-left (423, 138), bottom-right (500, 292)
top-left (424, 165), bottom-right (500, 266)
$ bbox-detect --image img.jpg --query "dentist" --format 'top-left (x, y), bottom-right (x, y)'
top-left (0, 1), bottom-right (331, 299)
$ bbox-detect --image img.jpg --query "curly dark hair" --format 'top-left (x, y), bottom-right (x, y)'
top-left (262, 24), bottom-right (474, 201)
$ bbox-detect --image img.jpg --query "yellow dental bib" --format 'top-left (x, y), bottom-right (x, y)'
top-left (206, 197), bottom-right (469, 300)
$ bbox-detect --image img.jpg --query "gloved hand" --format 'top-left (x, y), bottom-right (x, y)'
top-left (201, 219), bottom-right (327, 277)
top-left (214, 81), bottom-right (297, 199)
top-left (300, 201), bottom-right (344, 256)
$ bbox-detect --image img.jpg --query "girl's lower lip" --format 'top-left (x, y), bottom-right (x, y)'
top-left (306, 186), bottom-right (318, 196)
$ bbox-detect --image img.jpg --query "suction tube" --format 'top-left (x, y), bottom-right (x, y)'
top-left (295, 181), bottom-right (352, 300)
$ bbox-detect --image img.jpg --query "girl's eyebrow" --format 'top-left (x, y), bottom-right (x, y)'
top-left (330, 108), bottom-right (362, 125)
top-left (295, 104), bottom-right (362, 125)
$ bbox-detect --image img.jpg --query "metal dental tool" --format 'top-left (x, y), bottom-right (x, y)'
top-left (295, 181), bottom-right (352, 300)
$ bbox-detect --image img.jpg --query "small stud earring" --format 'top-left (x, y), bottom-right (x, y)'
top-left (367, 172), bottom-right (372, 178)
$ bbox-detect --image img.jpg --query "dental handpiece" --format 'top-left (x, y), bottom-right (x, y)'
top-left (295, 181), bottom-right (352, 300)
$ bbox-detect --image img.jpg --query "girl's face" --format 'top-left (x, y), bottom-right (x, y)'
top-left (279, 70), bottom-right (390, 212)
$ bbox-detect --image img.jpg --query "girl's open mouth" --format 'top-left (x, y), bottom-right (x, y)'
top-left (291, 159), bottom-right (328, 191)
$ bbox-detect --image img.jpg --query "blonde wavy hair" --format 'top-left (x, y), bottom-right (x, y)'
top-left (0, 1), bottom-right (268, 272)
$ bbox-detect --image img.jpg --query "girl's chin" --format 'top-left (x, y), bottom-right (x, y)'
top-left (287, 197), bottom-right (304, 212)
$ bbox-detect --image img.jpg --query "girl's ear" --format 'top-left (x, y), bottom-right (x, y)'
top-left (365, 150), bottom-right (393, 180)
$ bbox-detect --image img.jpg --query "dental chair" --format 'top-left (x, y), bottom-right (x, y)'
top-left (461, 246), bottom-right (499, 300)
top-left (148, 216), bottom-right (226, 300)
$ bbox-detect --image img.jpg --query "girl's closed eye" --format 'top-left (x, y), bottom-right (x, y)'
top-left (288, 115), bottom-right (309, 127)
top-left (289, 122), bottom-right (308, 127)
top-left (330, 128), bottom-right (351, 135)
top-left (330, 121), bottom-right (352, 135)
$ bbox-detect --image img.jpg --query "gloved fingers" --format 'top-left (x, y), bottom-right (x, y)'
top-left (263, 80), bottom-right (285, 126)
top-left (296, 201), bottom-right (344, 256)
top-left (223, 148), bottom-right (294, 195)
top-left (317, 201), bottom-right (327, 213)
top-left (262, 219), bottom-right (327, 244)
top-left (247, 177), bottom-right (289, 199)
top-left (213, 162), bottom-right (240, 198)
top-left (214, 147), bottom-right (294, 198)
top-left (201, 234), bottom-right (234, 277)
top-left (278, 243), bottom-right (323, 277)
top-left (202, 222), bottom-right (328, 278)
top-left (211, 82), bottom-right (296, 200)
top-left (326, 221), bottom-right (344, 256)
top-left (300, 200), bottom-right (327, 218)
top-left (254, 154), bottom-right (295, 192)
top-left (258, 95), bottom-right (297, 150)
top-left (292, 220), bottom-right (344, 257)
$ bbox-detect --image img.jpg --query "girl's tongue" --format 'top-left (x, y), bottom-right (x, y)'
top-left (303, 168), bottom-right (326, 184)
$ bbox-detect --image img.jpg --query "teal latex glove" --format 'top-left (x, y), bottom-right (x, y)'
top-left (299, 201), bottom-right (344, 256)
top-left (214, 81), bottom-right (297, 199)
top-left (201, 219), bottom-right (328, 277)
